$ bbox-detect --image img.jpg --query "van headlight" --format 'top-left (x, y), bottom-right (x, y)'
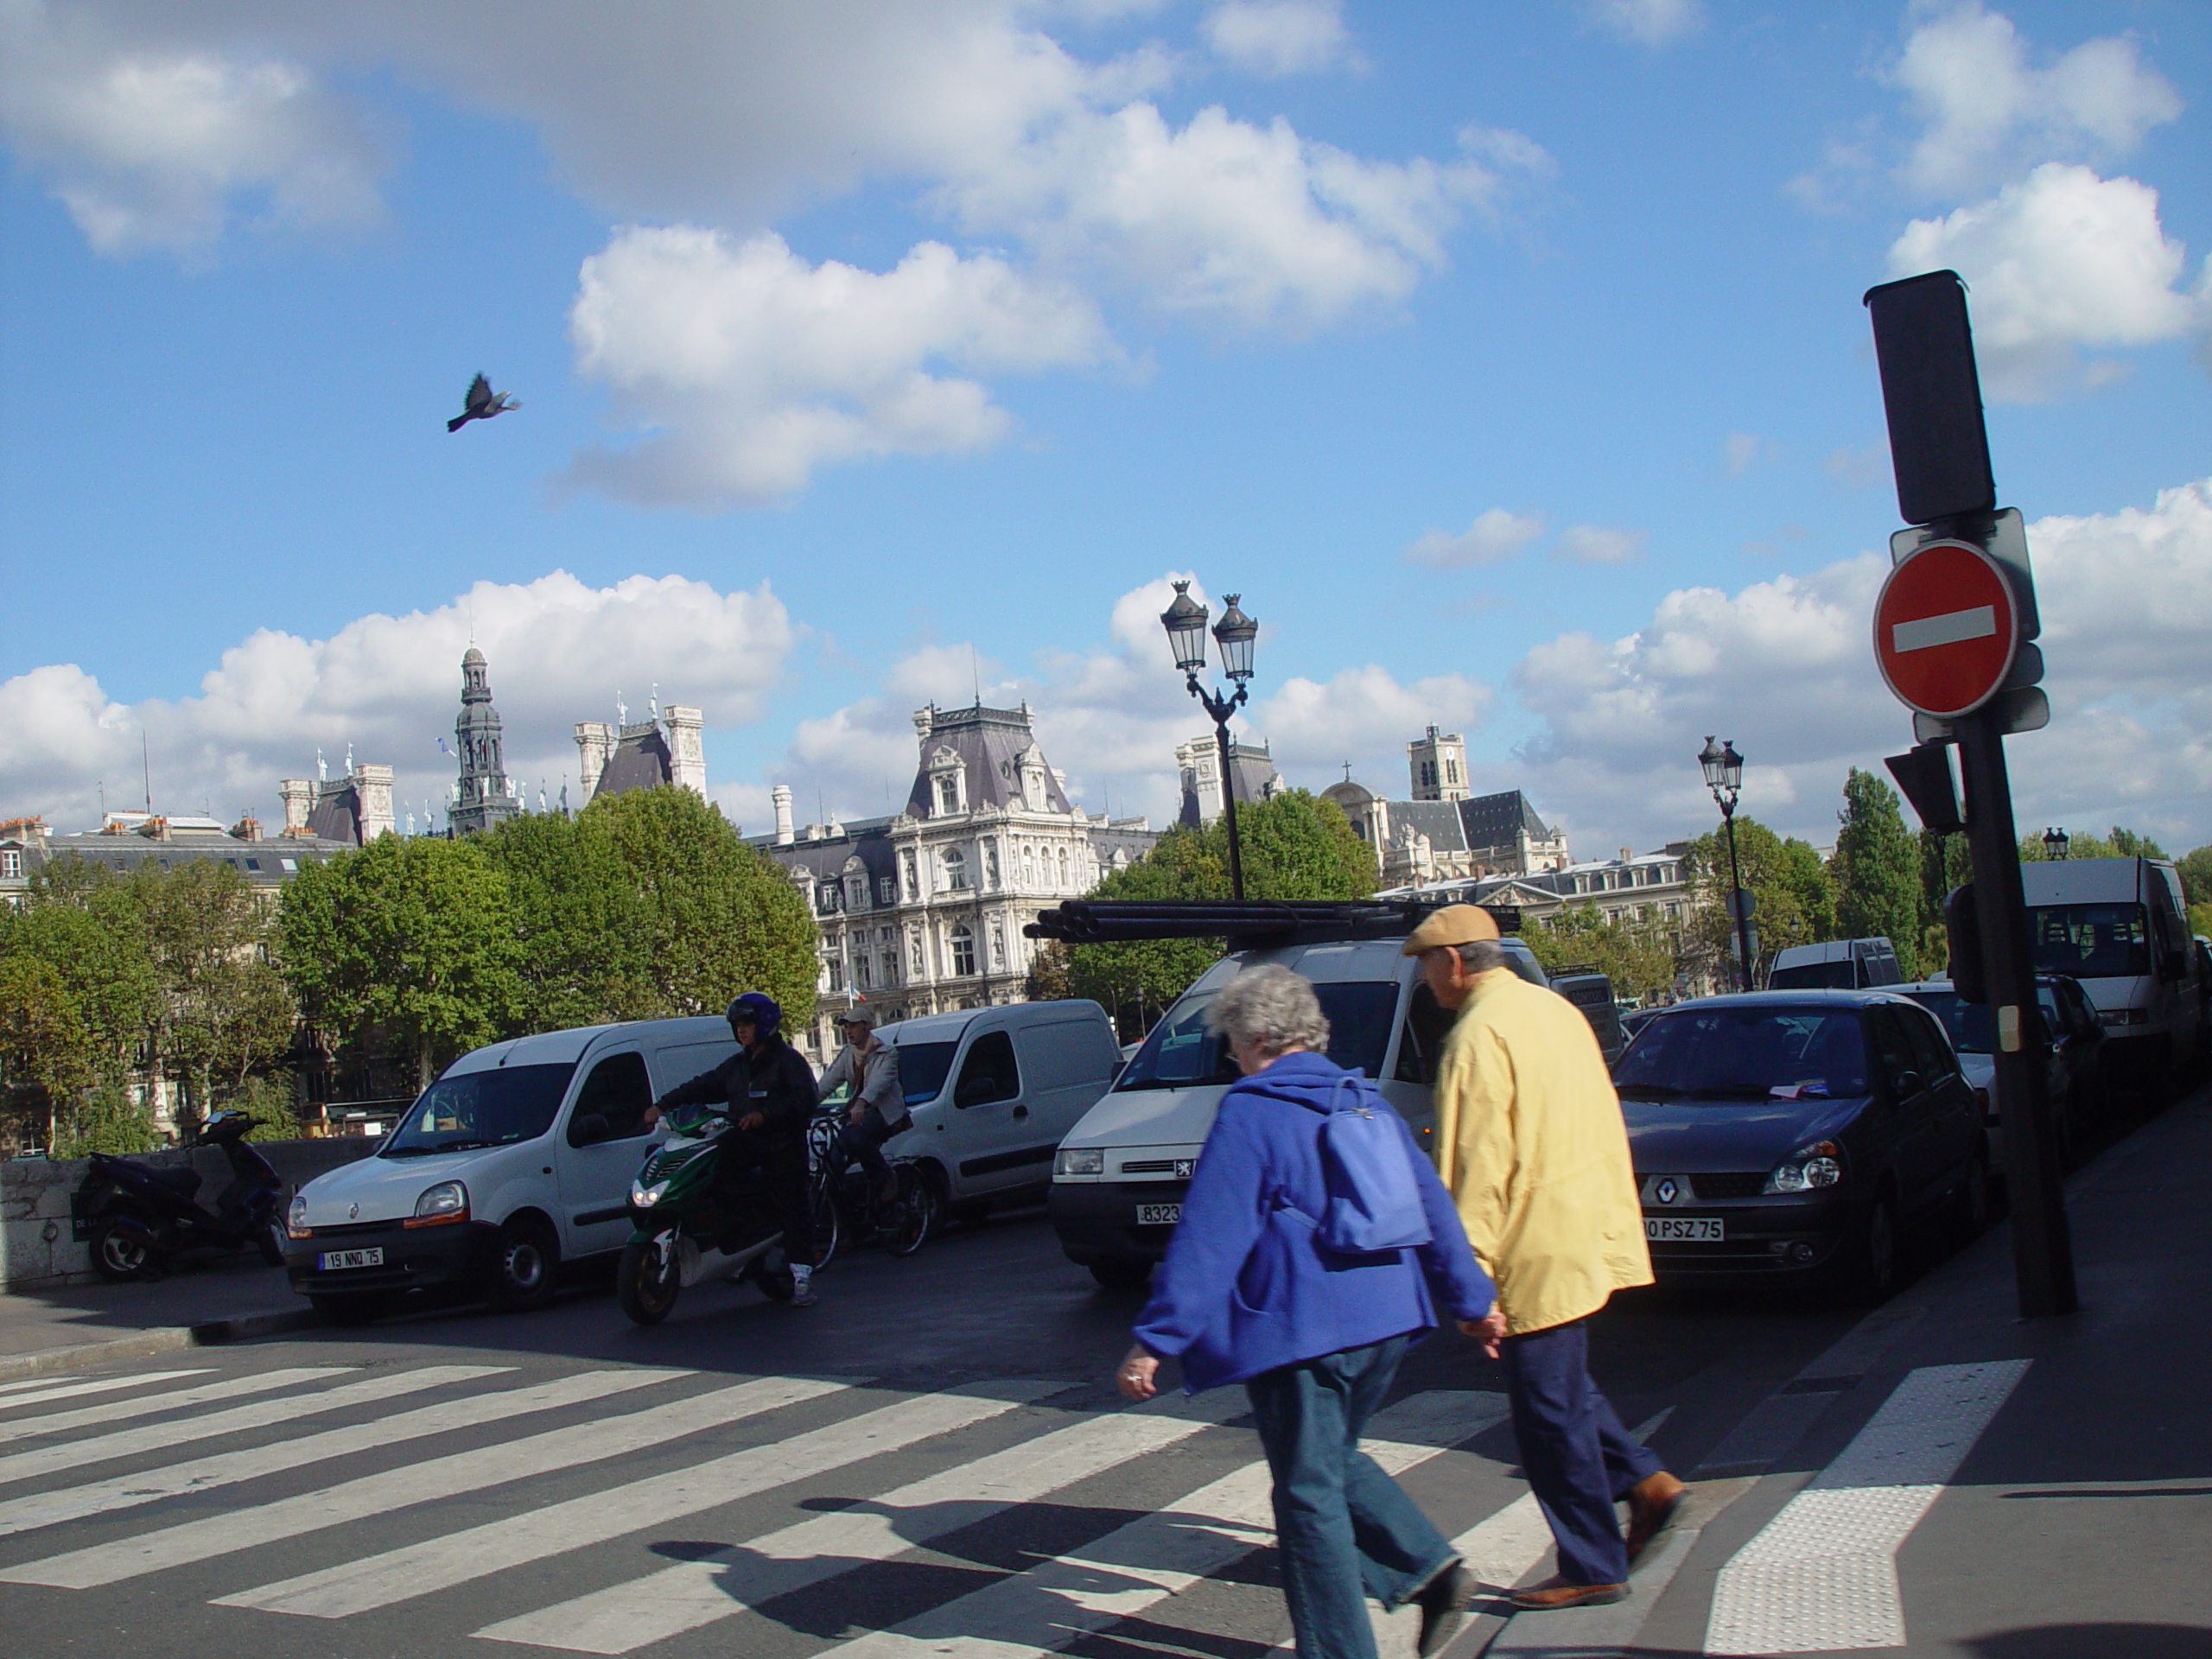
top-left (631, 1179), bottom-right (670, 1208)
top-left (1055, 1147), bottom-right (1104, 1178)
top-left (1765, 1141), bottom-right (1844, 1194)
top-left (288, 1193), bottom-right (311, 1239)
top-left (404, 1180), bottom-right (469, 1228)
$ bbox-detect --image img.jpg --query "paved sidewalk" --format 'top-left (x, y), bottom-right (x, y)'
top-left (0, 1255), bottom-right (313, 1379)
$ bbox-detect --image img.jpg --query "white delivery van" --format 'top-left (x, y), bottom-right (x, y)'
top-left (1047, 931), bottom-right (1548, 1290)
top-left (1768, 938), bottom-right (1904, 991)
top-left (2021, 856), bottom-right (2206, 1093)
top-left (861, 999), bottom-right (1123, 1221)
top-left (286, 1015), bottom-right (741, 1319)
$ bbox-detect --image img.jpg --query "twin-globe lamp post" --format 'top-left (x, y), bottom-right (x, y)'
top-left (2042, 826), bottom-right (2070, 861)
top-left (1160, 582), bottom-right (1259, 900)
top-left (1698, 735), bottom-right (1758, 993)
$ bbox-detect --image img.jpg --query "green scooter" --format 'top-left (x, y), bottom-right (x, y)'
top-left (616, 1102), bottom-right (806, 1325)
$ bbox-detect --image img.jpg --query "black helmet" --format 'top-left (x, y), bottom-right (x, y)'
top-left (726, 992), bottom-right (781, 1038)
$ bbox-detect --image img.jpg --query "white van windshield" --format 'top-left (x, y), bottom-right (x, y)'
top-left (382, 1063), bottom-right (577, 1157)
top-left (2030, 903), bottom-right (2148, 979)
top-left (1114, 981), bottom-right (1399, 1091)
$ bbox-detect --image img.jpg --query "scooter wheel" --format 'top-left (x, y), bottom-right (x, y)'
top-left (257, 1217), bottom-right (289, 1268)
top-left (619, 1236), bottom-right (680, 1326)
top-left (90, 1219), bottom-right (152, 1282)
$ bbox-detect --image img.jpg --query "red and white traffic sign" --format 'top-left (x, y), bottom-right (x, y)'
top-left (1873, 538), bottom-right (2018, 718)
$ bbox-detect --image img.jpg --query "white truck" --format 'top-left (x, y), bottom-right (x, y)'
top-left (2020, 856), bottom-right (2206, 1094)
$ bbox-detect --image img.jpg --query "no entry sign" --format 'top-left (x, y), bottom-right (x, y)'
top-left (1874, 538), bottom-right (2018, 718)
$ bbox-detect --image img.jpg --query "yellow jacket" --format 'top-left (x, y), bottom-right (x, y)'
top-left (1434, 969), bottom-right (1650, 1334)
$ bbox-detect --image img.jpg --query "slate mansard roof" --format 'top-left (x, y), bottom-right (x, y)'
top-left (905, 704), bottom-right (1074, 818)
top-left (1387, 789), bottom-right (1554, 853)
top-left (596, 722), bottom-right (675, 797)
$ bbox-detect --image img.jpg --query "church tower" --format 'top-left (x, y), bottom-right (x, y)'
top-left (450, 647), bottom-right (520, 836)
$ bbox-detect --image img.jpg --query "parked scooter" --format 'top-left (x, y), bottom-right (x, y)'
top-left (615, 1102), bottom-right (802, 1325)
top-left (74, 1109), bottom-right (287, 1281)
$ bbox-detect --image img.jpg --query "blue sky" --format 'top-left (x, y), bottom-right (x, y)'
top-left (3, 1), bottom-right (2208, 855)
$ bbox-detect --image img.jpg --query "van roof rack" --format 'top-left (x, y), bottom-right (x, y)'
top-left (1024, 897), bottom-right (1521, 948)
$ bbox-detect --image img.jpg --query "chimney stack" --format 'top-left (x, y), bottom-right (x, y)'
top-left (772, 784), bottom-right (795, 846)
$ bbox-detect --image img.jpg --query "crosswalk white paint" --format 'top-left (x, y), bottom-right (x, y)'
top-left (0, 1365), bottom-right (353, 1446)
top-left (0, 1368), bottom-right (753, 1586)
top-left (1704, 1360), bottom-right (2030, 1655)
top-left (0, 1364), bottom-right (502, 1498)
top-left (217, 1378), bottom-right (1060, 1619)
top-left (0, 1371), bottom-right (681, 1557)
top-left (474, 1390), bottom-right (1254, 1654)
top-left (0, 1370), bottom-right (212, 1412)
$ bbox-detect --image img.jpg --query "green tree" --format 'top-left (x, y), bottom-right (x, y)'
top-left (1, 857), bottom-right (159, 1079)
top-left (2016, 825), bottom-right (2167, 862)
top-left (51, 1081), bottom-right (162, 1158)
top-left (1915, 830), bottom-right (1974, 977)
top-left (1681, 816), bottom-right (1833, 983)
top-left (1832, 768), bottom-right (1924, 978)
top-left (278, 834), bottom-right (525, 1088)
top-left (1523, 905), bottom-right (1677, 1005)
top-left (2174, 843), bottom-right (2212, 909)
top-left (0, 956), bottom-right (97, 1153)
top-left (131, 860), bottom-right (296, 1122)
top-left (482, 809), bottom-right (652, 1030)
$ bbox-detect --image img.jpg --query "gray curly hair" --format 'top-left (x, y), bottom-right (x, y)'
top-left (1205, 963), bottom-right (1331, 1058)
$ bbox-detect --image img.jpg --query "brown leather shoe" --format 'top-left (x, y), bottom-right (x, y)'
top-left (1509, 1575), bottom-right (1630, 1611)
top-left (1624, 1471), bottom-right (1688, 1570)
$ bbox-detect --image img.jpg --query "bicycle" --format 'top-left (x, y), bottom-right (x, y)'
top-left (806, 1107), bottom-right (938, 1270)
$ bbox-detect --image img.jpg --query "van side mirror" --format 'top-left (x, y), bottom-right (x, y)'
top-left (954, 1075), bottom-right (994, 1109)
top-left (569, 1113), bottom-right (611, 1147)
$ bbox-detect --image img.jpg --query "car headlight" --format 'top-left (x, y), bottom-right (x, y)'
top-left (1765, 1141), bottom-right (1844, 1194)
top-left (1055, 1147), bottom-right (1104, 1178)
top-left (288, 1193), bottom-right (310, 1239)
top-left (631, 1179), bottom-right (670, 1208)
top-left (404, 1180), bottom-right (469, 1228)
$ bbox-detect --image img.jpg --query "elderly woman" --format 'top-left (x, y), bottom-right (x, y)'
top-left (1116, 965), bottom-right (1498, 1659)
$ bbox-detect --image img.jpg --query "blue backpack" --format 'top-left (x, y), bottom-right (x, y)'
top-left (1310, 1073), bottom-right (1433, 1255)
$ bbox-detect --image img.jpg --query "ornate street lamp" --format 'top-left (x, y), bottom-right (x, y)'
top-left (2043, 826), bottom-right (2069, 861)
top-left (1699, 735), bottom-right (1757, 993)
top-left (1160, 581), bottom-right (1259, 899)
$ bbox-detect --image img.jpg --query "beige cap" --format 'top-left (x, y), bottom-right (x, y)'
top-left (834, 1008), bottom-right (874, 1027)
top-left (1400, 903), bottom-right (1502, 955)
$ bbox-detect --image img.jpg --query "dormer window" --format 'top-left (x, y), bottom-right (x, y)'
top-left (942, 848), bottom-right (969, 892)
top-left (927, 747), bottom-right (967, 816)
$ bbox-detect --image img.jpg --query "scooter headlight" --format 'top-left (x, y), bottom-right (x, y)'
top-left (288, 1193), bottom-right (310, 1239)
top-left (631, 1179), bottom-right (670, 1208)
top-left (404, 1180), bottom-right (469, 1228)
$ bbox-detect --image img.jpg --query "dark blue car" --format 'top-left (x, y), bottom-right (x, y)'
top-left (1613, 990), bottom-right (1986, 1300)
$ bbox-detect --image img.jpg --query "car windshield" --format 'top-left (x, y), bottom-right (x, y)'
top-left (381, 1062), bottom-right (577, 1156)
top-left (1901, 989), bottom-right (1992, 1054)
top-left (892, 1040), bottom-right (958, 1106)
top-left (1115, 980), bottom-right (1400, 1091)
top-left (2029, 903), bottom-right (2149, 979)
top-left (1613, 1007), bottom-right (1869, 1100)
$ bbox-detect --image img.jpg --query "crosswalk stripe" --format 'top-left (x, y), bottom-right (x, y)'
top-left (814, 1389), bottom-right (1508, 1659)
top-left (474, 1390), bottom-right (1254, 1654)
top-left (0, 1371), bottom-right (504, 1503)
top-left (217, 1378), bottom-right (1065, 1620)
top-left (0, 1366), bottom-right (353, 1447)
top-left (0, 1362), bottom-right (690, 1557)
top-left (1704, 1359), bottom-right (2030, 1656)
top-left (0, 1370), bottom-right (212, 1412)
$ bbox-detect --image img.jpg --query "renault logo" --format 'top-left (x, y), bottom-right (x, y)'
top-left (1654, 1178), bottom-right (1679, 1206)
top-left (348, 1203), bottom-right (359, 1220)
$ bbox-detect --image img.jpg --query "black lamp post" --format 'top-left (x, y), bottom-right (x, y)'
top-left (2042, 826), bottom-right (2069, 861)
top-left (1699, 735), bottom-right (1756, 992)
top-left (1160, 582), bottom-right (1259, 900)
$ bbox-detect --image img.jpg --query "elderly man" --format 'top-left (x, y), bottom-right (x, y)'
top-left (816, 1007), bottom-right (906, 1207)
top-left (1406, 906), bottom-right (1687, 1611)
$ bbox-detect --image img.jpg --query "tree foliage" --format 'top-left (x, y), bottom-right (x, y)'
top-left (1832, 768), bottom-right (1925, 978)
top-left (133, 860), bottom-right (296, 1122)
top-left (1681, 815), bottom-right (1833, 982)
top-left (1522, 905), bottom-right (1676, 1005)
top-left (2016, 824), bottom-right (2169, 863)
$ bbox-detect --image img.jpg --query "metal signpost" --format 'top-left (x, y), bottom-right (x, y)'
top-left (1865, 269), bottom-right (2077, 1319)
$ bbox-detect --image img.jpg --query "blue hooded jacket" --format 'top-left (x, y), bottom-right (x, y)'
top-left (1131, 1051), bottom-right (1495, 1393)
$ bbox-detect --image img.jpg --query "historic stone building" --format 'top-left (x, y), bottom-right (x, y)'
top-left (750, 702), bottom-right (1160, 1062)
top-left (1324, 730), bottom-right (1571, 888)
top-left (278, 751), bottom-right (396, 846)
top-left (449, 647), bottom-right (521, 836)
top-left (1175, 732), bottom-right (1283, 828)
top-left (574, 698), bottom-right (707, 804)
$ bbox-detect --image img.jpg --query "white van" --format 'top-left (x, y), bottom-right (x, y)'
top-left (2021, 856), bottom-right (2206, 1092)
top-left (286, 1015), bottom-right (741, 1318)
top-left (1768, 938), bottom-right (1904, 991)
top-left (861, 1000), bottom-right (1122, 1220)
top-left (1047, 933), bottom-right (1547, 1289)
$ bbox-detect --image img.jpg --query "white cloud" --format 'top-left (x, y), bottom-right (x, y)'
top-left (0, 571), bottom-right (794, 835)
top-left (1722, 431), bottom-right (1761, 477)
top-left (563, 227), bottom-right (1112, 506)
top-left (1824, 438), bottom-right (1891, 489)
top-left (1404, 508), bottom-right (1545, 569)
top-left (1886, 163), bottom-right (2206, 401)
top-left (1254, 667), bottom-right (1490, 772)
top-left (1551, 524), bottom-right (1646, 566)
top-left (1579, 0), bottom-right (1705, 48)
top-left (1891, 2), bottom-right (2183, 198)
top-left (1203, 1), bottom-right (1355, 77)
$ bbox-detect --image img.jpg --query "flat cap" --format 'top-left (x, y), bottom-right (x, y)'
top-left (1400, 903), bottom-right (1502, 955)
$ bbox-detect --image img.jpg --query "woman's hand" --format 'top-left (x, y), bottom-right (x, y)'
top-left (1116, 1344), bottom-right (1160, 1401)
top-left (1457, 1305), bottom-right (1508, 1359)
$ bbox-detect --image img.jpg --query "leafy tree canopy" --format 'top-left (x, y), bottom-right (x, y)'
top-left (1833, 767), bottom-right (1924, 978)
top-left (2017, 825), bottom-right (2169, 863)
top-left (1681, 814), bottom-right (1833, 978)
top-left (1522, 905), bottom-right (1676, 1005)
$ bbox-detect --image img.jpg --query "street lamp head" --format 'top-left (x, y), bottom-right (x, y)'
top-left (1212, 594), bottom-right (1258, 683)
top-left (1719, 740), bottom-right (1745, 793)
top-left (2044, 826), bottom-right (2069, 860)
top-left (1697, 735), bottom-right (1725, 791)
top-left (1160, 581), bottom-right (1211, 676)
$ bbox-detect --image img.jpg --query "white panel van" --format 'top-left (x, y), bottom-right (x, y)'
top-left (2021, 856), bottom-right (2206, 1092)
top-left (1768, 938), bottom-right (1904, 991)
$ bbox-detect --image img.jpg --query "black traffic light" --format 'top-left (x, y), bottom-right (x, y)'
top-left (1944, 883), bottom-right (1986, 1003)
top-left (1864, 270), bottom-right (1997, 527)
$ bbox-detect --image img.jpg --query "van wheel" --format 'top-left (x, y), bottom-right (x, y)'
top-left (487, 1217), bottom-right (559, 1312)
top-left (1089, 1258), bottom-right (1154, 1293)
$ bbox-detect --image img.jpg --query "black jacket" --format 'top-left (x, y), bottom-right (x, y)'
top-left (656, 1038), bottom-right (819, 1147)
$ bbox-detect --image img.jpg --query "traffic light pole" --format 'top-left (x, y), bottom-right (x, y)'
top-left (1953, 702), bottom-right (2078, 1317)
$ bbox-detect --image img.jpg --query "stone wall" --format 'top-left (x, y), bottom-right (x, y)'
top-left (1, 1138), bottom-right (382, 1292)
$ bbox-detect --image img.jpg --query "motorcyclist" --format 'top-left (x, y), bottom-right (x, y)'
top-left (644, 991), bottom-right (823, 1306)
top-left (816, 1006), bottom-right (907, 1208)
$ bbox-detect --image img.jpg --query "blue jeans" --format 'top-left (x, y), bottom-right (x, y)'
top-left (1498, 1319), bottom-right (1662, 1586)
top-left (836, 1111), bottom-right (894, 1187)
top-left (1245, 1335), bottom-right (1457, 1659)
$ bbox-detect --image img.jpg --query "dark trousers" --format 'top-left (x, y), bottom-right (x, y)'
top-left (1498, 1319), bottom-right (1661, 1586)
top-left (1245, 1336), bottom-right (1456, 1659)
top-left (717, 1139), bottom-right (814, 1265)
top-left (836, 1111), bottom-right (896, 1187)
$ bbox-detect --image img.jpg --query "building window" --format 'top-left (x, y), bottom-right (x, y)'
top-left (1056, 846), bottom-right (1070, 890)
top-left (847, 874), bottom-right (868, 911)
top-left (942, 848), bottom-right (969, 891)
top-left (950, 924), bottom-right (976, 977)
top-left (938, 774), bottom-right (959, 813)
top-left (817, 884), bottom-right (840, 914)
top-left (882, 950), bottom-right (899, 985)
top-left (827, 957), bottom-right (844, 991)
top-left (0, 850), bottom-right (18, 880)
top-left (1446, 759), bottom-right (1460, 785)
top-left (854, 954), bottom-right (873, 990)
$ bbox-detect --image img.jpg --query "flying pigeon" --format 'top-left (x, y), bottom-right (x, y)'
top-left (448, 373), bottom-right (519, 432)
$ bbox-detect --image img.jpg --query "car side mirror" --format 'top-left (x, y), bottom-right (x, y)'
top-left (570, 1112), bottom-right (611, 1147)
top-left (1891, 1071), bottom-right (1923, 1099)
top-left (954, 1075), bottom-right (993, 1109)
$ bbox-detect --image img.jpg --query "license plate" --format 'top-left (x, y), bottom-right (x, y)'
top-left (1644, 1217), bottom-right (1723, 1243)
top-left (318, 1247), bottom-right (385, 1270)
top-left (1135, 1204), bottom-right (1182, 1226)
